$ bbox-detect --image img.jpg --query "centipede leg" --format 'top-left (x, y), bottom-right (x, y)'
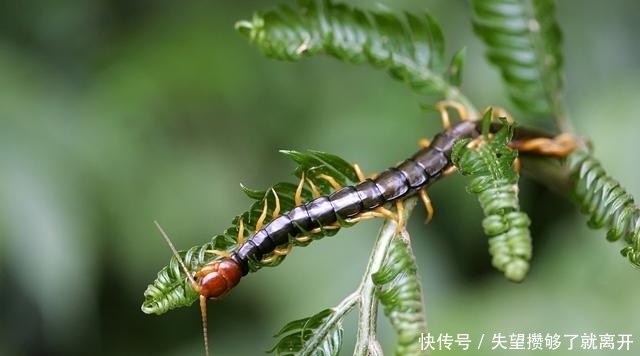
top-left (489, 106), bottom-right (515, 124)
top-left (418, 136), bottom-right (436, 220)
top-left (307, 223), bottom-right (341, 235)
top-left (442, 166), bottom-right (458, 176)
top-left (345, 201), bottom-right (406, 233)
top-left (206, 220), bottom-right (243, 258)
top-left (252, 193), bottom-right (276, 265)
top-left (306, 178), bottom-right (322, 198)
top-left (260, 240), bottom-right (294, 264)
top-left (511, 133), bottom-right (579, 157)
top-left (237, 219), bottom-right (245, 245)
top-left (273, 244), bottom-right (293, 256)
top-left (353, 163), bottom-right (378, 181)
top-left (394, 200), bottom-right (405, 232)
top-left (419, 189), bottom-right (434, 223)
top-left (255, 195), bottom-right (270, 231)
top-left (295, 173), bottom-right (305, 206)
top-left (206, 249), bottom-right (231, 258)
top-left (261, 188), bottom-right (296, 264)
top-left (513, 157), bottom-right (522, 174)
top-left (467, 134), bottom-right (485, 149)
top-left (434, 102), bottom-right (452, 129)
top-left (346, 205), bottom-right (399, 225)
top-left (353, 163), bottom-right (366, 181)
top-left (270, 188), bottom-right (280, 219)
top-left (260, 243), bottom-right (294, 264)
top-left (295, 235), bottom-right (311, 243)
top-left (434, 100), bottom-right (470, 128)
top-left (317, 173), bottom-right (343, 190)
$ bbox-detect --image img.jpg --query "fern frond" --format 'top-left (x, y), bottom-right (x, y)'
top-left (371, 235), bottom-right (427, 356)
top-left (141, 151), bottom-right (359, 315)
top-left (452, 113), bottom-right (533, 281)
top-left (269, 308), bottom-right (344, 356)
top-left (236, 0), bottom-right (475, 112)
top-left (568, 150), bottom-right (640, 267)
top-left (471, 0), bottom-right (564, 117)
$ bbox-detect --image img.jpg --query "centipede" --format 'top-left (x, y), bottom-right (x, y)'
top-left (149, 111), bottom-right (579, 355)
top-left (202, 120), bottom-right (479, 291)
top-left (150, 119), bottom-right (480, 355)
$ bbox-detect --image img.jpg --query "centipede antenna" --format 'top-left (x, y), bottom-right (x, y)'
top-left (155, 220), bottom-right (211, 356)
top-left (153, 220), bottom-right (198, 289)
top-left (199, 295), bottom-right (210, 356)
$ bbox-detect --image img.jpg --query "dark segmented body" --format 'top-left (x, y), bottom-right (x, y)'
top-left (230, 120), bottom-right (480, 275)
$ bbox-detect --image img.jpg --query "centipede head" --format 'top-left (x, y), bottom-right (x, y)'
top-left (194, 259), bottom-right (243, 300)
top-left (188, 259), bottom-right (242, 356)
top-left (154, 221), bottom-right (241, 356)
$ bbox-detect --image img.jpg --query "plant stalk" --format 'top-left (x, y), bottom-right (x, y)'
top-left (353, 197), bottom-right (419, 356)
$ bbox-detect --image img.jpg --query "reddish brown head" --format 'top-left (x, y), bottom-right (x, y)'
top-left (194, 259), bottom-right (243, 300)
top-left (153, 221), bottom-right (242, 356)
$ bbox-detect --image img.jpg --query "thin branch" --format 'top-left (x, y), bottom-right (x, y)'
top-left (354, 197), bottom-right (419, 355)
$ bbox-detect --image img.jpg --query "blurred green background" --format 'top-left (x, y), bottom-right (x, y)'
top-left (1, 0), bottom-right (639, 355)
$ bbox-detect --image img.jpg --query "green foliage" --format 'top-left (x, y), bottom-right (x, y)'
top-left (235, 0), bottom-right (474, 105)
top-left (268, 200), bottom-right (425, 356)
top-left (471, 0), bottom-right (564, 116)
top-left (141, 150), bottom-right (358, 315)
top-left (138, 1), bottom-right (640, 355)
top-left (269, 308), bottom-right (344, 356)
top-left (372, 235), bottom-right (427, 356)
top-left (452, 114), bottom-right (533, 282)
top-left (446, 47), bottom-right (467, 88)
top-left (568, 150), bottom-right (640, 267)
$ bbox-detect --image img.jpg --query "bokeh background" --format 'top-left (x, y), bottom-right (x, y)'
top-left (1, 0), bottom-right (639, 355)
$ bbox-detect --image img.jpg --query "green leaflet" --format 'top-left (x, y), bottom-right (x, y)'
top-left (269, 308), bottom-right (344, 356)
top-left (371, 236), bottom-right (427, 356)
top-left (141, 150), bottom-right (358, 315)
top-left (446, 47), bottom-right (467, 88)
top-left (568, 150), bottom-right (640, 267)
top-left (471, 0), bottom-right (564, 116)
top-left (236, 0), bottom-right (462, 97)
top-left (451, 113), bottom-right (533, 282)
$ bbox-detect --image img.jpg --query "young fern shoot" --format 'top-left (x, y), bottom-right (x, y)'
top-left (452, 112), bottom-right (533, 282)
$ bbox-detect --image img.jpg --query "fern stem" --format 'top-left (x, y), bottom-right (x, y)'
top-left (301, 292), bottom-right (359, 355)
top-left (354, 197), bottom-right (419, 356)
